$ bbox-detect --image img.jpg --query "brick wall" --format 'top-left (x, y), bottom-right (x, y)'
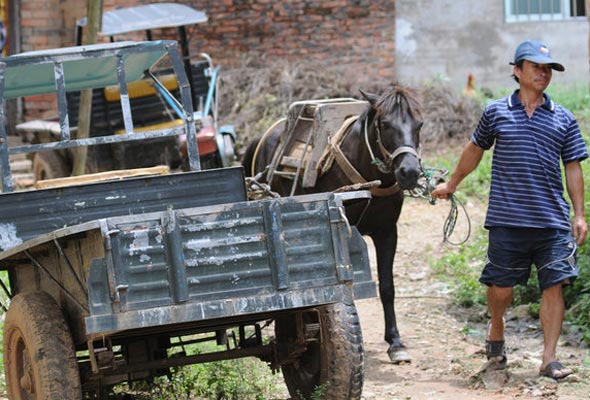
top-left (17, 0), bottom-right (396, 118)
top-left (186, 0), bottom-right (396, 79)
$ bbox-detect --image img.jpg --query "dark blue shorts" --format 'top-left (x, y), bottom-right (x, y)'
top-left (479, 227), bottom-right (578, 291)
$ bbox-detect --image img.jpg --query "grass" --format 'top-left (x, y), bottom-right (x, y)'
top-left (113, 358), bottom-right (284, 400)
top-left (105, 330), bottom-right (286, 400)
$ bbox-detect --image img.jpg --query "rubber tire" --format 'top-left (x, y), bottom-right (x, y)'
top-left (33, 151), bottom-right (69, 181)
top-left (4, 291), bottom-right (82, 400)
top-left (276, 302), bottom-right (364, 400)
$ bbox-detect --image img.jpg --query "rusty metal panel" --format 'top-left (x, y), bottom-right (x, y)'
top-left (0, 167), bottom-right (246, 253)
top-left (348, 226), bottom-right (377, 299)
top-left (110, 218), bottom-right (172, 311)
top-left (106, 195), bottom-right (341, 313)
top-left (279, 199), bottom-right (338, 285)
top-left (85, 283), bottom-right (355, 335)
top-left (180, 203), bottom-right (273, 301)
top-left (85, 193), bottom-right (361, 334)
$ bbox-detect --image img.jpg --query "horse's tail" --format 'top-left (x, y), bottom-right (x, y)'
top-left (241, 117), bottom-right (286, 177)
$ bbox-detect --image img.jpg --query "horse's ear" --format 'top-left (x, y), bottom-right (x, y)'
top-left (359, 89), bottom-right (379, 106)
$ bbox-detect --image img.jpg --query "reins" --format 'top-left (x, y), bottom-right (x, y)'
top-left (407, 165), bottom-right (471, 245)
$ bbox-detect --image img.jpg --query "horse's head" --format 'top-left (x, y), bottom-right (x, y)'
top-left (360, 85), bottom-right (423, 190)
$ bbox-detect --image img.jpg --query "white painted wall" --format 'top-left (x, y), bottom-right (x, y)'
top-left (395, 0), bottom-right (588, 91)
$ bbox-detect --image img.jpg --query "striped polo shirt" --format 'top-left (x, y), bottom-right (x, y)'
top-left (471, 90), bottom-right (588, 232)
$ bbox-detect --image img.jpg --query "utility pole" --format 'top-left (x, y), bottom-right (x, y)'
top-left (72, 0), bottom-right (103, 176)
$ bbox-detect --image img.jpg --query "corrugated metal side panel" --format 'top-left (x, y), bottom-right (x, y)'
top-left (280, 200), bottom-right (337, 286)
top-left (0, 167), bottom-right (246, 252)
top-left (84, 193), bottom-right (359, 334)
top-left (180, 204), bottom-right (273, 301)
top-left (106, 196), bottom-right (339, 308)
top-left (111, 219), bottom-right (172, 311)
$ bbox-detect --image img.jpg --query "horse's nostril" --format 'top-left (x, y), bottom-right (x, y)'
top-left (400, 166), bottom-right (419, 179)
top-left (396, 165), bottom-right (421, 189)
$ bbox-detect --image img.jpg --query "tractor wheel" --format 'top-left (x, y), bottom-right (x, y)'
top-left (4, 291), bottom-right (82, 400)
top-left (275, 302), bottom-right (364, 400)
top-left (33, 151), bottom-right (69, 181)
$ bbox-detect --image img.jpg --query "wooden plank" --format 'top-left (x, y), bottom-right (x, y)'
top-left (35, 165), bottom-right (170, 189)
top-left (302, 100), bottom-right (367, 188)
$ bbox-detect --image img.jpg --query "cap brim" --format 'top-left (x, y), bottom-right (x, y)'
top-left (514, 55), bottom-right (565, 71)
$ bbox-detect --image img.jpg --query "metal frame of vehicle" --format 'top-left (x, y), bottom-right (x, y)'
top-left (1, 40), bottom-right (200, 193)
top-left (0, 40), bottom-right (376, 398)
top-left (76, 2), bottom-right (236, 166)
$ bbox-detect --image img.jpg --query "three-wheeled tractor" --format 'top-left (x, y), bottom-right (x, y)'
top-left (16, 3), bottom-right (236, 183)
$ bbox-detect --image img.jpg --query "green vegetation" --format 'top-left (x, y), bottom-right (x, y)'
top-left (431, 83), bottom-right (590, 343)
top-left (105, 331), bottom-right (286, 400)
top-left (112, 357), bottom-right (284, 400)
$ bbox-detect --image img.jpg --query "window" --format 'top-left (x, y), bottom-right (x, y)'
top-left (505, 0), bottom-right (586, 22)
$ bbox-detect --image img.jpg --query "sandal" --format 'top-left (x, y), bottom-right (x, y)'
top-left (540, 361), bottom-right (573, 380)
top-left (485, 320), bottom-right (507, 369)
top-left (485, 339), bottom-right (507, 369)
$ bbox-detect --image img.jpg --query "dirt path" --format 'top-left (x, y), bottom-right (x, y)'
top-left (356, 198), bottom-right (590, 400)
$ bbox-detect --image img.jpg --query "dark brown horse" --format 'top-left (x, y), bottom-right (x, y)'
top-left (242, 83), bottom-right (423, 363)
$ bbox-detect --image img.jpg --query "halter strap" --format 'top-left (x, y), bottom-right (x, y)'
top-left (380, 144), bottom-right (419, 167)
top-left (365, 117), bottom-right (420, 175)
top-left (326, 116), bottom-right (402, 197)
top-left (322, 114), bottom-right (419, 197)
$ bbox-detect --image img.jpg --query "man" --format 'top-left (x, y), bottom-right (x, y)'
top-left (432, 40), bottom-right (588, 380)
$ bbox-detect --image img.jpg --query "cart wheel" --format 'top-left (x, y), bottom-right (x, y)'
top-left (4, 291), bottom-right (81, 399)
top-left (275, 302), bottom-right (364, 400)
top-left (33, 151), bottom-right (69, 181)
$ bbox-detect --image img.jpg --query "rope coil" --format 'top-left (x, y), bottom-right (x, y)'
top-left (408, 165), bottom-right (471, 245)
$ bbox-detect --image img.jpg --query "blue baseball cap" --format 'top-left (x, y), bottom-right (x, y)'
top-left (510, 40), bottom-right (564, 71)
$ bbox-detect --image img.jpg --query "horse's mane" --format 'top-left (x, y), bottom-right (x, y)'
top-left (374, 83), bottom-right (422, 121)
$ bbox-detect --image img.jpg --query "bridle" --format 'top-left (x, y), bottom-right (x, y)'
top-left (363, 115), bottom-right (420, 175)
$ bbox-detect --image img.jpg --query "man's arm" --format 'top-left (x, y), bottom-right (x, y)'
top-left (431, 141), bottom-right (485, 199)
top-left (565, 160), bottom-right (587, 245)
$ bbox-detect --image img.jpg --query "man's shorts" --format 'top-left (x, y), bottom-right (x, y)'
top-left (479, 227), bottom-right (578, 291)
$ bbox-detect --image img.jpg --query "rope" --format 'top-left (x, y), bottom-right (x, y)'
top-left (443, 194), bottom-right (471, 245)
top-left (246, 160), bottom-right (472, 245)
top-left (251, 117), bottom-right (286, 177)
top-left (407, 165), bottom-right (471, 246)
top-left (245, 168), bottom-right (280, 201)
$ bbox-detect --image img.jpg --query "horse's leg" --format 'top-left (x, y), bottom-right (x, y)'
top-left (372, 229), bottom-right (412, 364)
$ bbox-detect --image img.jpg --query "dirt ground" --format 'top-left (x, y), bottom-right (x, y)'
top-left (356, 197), bottom-right (590, 400)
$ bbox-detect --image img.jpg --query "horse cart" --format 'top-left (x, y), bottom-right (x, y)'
top-left (0, 41), bottom-right (376, 399)
top-left (16, 3), bottom-right (236, 183)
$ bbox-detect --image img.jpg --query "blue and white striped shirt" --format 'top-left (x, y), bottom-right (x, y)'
top-left (471, 90), bottom-right (588, 232)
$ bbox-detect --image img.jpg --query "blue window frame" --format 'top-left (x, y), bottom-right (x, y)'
top-left (505, 0), bottom-right (586, 22)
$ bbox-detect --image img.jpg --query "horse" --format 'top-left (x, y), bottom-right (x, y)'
top-left (242, 83), bottom-right (423, 363)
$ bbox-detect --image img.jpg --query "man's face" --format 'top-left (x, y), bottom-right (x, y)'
top-left (514, 60), bottom-right (552, 92)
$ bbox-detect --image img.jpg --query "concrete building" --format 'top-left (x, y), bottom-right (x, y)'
top-left (395, 0), bottom-right (589, 90)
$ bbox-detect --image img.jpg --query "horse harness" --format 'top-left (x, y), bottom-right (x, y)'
top-left (319, 115), bottom-right (420, 197)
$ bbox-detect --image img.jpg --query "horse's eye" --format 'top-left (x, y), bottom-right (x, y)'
top-left (415, 121), bottom-right (424, 131)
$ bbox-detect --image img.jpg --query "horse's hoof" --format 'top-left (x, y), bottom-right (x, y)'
top-left (387, 345), bottom-right (412, 364)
